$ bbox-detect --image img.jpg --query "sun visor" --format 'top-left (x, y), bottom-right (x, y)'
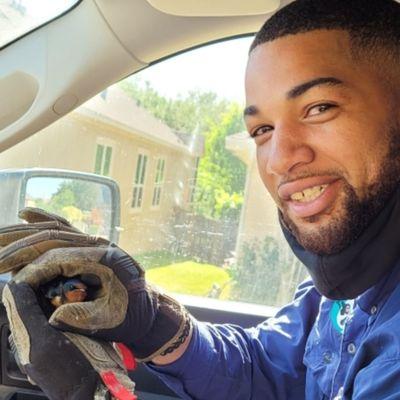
top-left (0, 72), bottom-right (38, 130)
top-left (145, 0), bottom-right (281, 17)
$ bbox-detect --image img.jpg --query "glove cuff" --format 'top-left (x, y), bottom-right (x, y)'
top-left (128, 293), bottom-right (192, 362)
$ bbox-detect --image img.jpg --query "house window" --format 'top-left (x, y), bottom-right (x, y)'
top-left (188, 157), bottom-right (200, 203)
top-left (152, 158), bottom-right (166, 207)
top-left (94, 144), bottom-right (112, 176)
top-left (132, 153), bottom-right (148, 208)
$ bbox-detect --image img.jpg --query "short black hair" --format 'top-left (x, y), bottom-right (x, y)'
top-left (251, 0), bottom-right (400, 58)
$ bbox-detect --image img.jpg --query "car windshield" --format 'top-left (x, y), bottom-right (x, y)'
top-left (0, 0), bottom-right (79, 48)
top-left (0, 36), bottom-right (308, 309)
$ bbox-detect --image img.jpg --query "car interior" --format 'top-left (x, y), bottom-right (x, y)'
top-left (0, 0), bottom-right (310, 398)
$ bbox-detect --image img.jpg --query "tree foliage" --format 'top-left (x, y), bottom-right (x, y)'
top-left (47, 180), bottom-right (98, 215)
top-left (120, 79), bottom-right (247, 220)
top-left (230, 236), bottom-right (283, 305)
top-left (33, 180), bottom-right (109, 236)
top-left (230, 236), bottom-right (308, 306)
top-left (120, 80), bottom-right (229, 134)
top-left (194, 103), bottom-right (246, 219)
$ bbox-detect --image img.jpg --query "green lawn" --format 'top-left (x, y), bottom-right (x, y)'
top-left (135, 250), bottom-right (190, 270)
top-left (146, 261), bottom-right (231, 297)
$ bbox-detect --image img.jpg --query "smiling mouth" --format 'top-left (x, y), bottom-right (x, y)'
top-left (278, 177), bottom-right (341, 219)
top-left (290, 184), bottom-right (329, 202)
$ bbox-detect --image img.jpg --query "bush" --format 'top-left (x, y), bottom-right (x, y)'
top-left (230, 235), bottom-right (305, 306)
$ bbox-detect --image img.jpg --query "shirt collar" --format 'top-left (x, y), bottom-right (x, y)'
top-left (357, 258), bottom-right (400, 314)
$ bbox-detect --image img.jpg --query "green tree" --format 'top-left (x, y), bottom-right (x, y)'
top-left (120, 79), bottom-right (229, 134)
top-left (194, 104), bottom-right (246, 219)
top-left (47, 180), bottom-right (98, 215)
top-left (63, 180), bottom-right (98, 211)
top-left (48, 184), bottom-right (75, 215)
top-left (231, 236), bottom-right (287, 306)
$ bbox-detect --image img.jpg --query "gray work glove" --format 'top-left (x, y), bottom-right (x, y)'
top-left (2, 279), bottom-right (137, 400)
top-left (0, 208), bottom-right (192, 362)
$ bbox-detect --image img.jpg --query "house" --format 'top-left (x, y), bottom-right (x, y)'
top-left (225, 132), bottom-right (308, 304)
top-left (225, 132), bottom-right (282, 248)
top-left (0, 86), bottom-right (203, 255)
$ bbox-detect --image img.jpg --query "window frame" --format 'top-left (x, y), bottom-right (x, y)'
top-left (131, 149), bottom-right (149, 211)
top-left (151, 157), bottom-right (166, 209)
top-left (0, 34), bottom-right (305, 311)
top-left (94, 138), bottom-right (115, 177)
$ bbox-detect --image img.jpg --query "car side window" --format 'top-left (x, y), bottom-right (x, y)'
top-left (0, 37), bottom-right (308, 308)
top-left (0, 0), bottom-right (80, 49)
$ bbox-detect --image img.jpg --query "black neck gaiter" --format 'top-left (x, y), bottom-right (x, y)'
top-left (280, 186), bottom-right (400, 300)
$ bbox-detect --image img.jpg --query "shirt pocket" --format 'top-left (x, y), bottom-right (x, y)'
top-left (303, 326), bottom-right (336, 397)
top-left (303, 335), bottom-right (328, 374)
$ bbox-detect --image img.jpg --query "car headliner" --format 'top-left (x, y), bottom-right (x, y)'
top-left (0, 0), bottom-right (294, 153)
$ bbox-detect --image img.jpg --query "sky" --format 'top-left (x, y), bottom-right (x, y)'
top-left (126, 36), bottom-right (254, 105)
top-left (18, 0), bottom-right (77, 18)
top-left (26, 177), bottom-right (70, 199)
top-left (0, 0), bottom-right (78, 47)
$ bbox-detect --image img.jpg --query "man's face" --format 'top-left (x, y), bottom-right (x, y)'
top-left (245, 30), bottom-right (400, 255)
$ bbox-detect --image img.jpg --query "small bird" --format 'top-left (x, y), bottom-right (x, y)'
top-left (43, 277), bottom-right (88, 308)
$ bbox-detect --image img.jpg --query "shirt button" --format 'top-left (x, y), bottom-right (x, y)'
top-left (347, 343), bottom-right (356, 354)
top-left (370, 305), bottom-right (378, 315)
top-left (323, 351), bottom-right (332, 363)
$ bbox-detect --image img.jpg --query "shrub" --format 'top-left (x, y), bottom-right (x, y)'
top-left (230, 235), bottom-right (306, 306)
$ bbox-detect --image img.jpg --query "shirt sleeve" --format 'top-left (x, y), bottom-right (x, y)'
top-left (147, 279), bottom-right (321, 400)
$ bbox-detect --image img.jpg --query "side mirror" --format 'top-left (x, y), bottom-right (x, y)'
top-left (0, 168), bottom-right (121, 243)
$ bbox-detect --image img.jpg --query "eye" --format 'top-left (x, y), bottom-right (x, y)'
top-left (63, 283), bottom-right (74, 291)
top-left (306, 103), bottom-right (337, 118)
top-left (249, 125), bottom-right (274, 139)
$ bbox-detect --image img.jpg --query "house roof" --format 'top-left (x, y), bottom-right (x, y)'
top-left (225, 131), bottom-right (255, 165)
top-left (78, 85), bottom-right (190, 152)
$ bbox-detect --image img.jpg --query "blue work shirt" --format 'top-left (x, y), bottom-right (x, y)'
top-left (149, 260), bottom-right (400, 399)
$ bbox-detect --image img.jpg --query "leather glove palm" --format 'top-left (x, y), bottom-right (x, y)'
top-left (0, 208), bottom-right (191, 361)
top-left (2, 280), bottom-right (136, 400)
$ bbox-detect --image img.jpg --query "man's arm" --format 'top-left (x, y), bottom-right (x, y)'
top-left (147, 279), bottom-right (321, 400)
top-left (152, 329), bottom-right (193, 365)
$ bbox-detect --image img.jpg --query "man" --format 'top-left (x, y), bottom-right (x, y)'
top-left (3, 0), bottom-right (400, 399)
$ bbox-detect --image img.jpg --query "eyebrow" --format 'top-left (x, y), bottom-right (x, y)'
top-left (243, 105), bottom-right (258, 117)
top-left (287, 76), bottom-right (344, 99)
top-left (243, 76), bottom-right (344, 118)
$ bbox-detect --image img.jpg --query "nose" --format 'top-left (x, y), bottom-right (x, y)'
top-left (263, 122), bottom-right (314, 176)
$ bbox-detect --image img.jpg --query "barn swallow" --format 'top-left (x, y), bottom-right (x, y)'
top-left (44, 277), bottom-right (88, 308)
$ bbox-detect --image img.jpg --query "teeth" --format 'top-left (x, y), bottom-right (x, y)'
top-left (290, 185), bottom-right (328, 202)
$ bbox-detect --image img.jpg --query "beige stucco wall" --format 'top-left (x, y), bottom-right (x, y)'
top-left (0, 111), bottom-right (197, 255)
top-left (225, 134), bottom-right (284, 254)
top-left (235, 157), bottom-right (283, 253)
top-left (0, 115), bottom-right (94, 172)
